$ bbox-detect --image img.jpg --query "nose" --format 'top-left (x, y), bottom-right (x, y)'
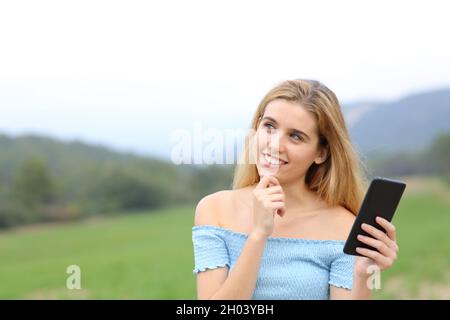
top-left (267, 131), bottom-right (287, 156)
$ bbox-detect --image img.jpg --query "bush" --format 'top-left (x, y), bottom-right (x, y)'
top-left (85, 166), bottom-right (169, 214)
top-left (0, 201), bottom-right (33, 228)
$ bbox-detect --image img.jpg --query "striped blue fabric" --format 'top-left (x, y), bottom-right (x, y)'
top-left (192, 225), bottom-right (355, 300)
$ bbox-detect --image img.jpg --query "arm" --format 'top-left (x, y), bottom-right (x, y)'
top-left (331, 216), bottom-right (399, 300)
top-left (194, 194), bottom-right (269, 300)
top-left (198, 231), bottom-right (267, 300)
top-left (330, 273), bottom-right (372, 300)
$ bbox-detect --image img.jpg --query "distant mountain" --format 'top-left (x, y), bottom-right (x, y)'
top-left (344, 88), bottom-right (450, 153)
top-left (341, 101), bottom-right (380, 126)
top-left (0, 134), bottom-right (171, 183)
top-left (0, 134), bottom-right (234, 201)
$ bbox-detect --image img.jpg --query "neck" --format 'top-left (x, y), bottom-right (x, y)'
top-left (279, 178), bottom-right (324, 215)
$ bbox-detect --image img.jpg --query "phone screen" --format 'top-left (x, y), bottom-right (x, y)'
top-left (343, 177), bottom-right (406, 256)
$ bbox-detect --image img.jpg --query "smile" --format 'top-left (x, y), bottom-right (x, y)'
top-left (261, 153), bottom-right (288, 167)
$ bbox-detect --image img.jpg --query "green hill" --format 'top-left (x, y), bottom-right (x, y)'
top-left (0, 133), bottom-right (234, 229)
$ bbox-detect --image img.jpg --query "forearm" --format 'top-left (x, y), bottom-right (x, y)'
top-left (350, 274), bottom-right (372, 300)
top-left (210, 232), bottom-right (267, 300)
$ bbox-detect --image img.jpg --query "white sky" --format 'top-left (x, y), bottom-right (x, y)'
top-left (0, 0), bottom-right (449, 159)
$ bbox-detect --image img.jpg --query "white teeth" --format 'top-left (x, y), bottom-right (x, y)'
top-left (263, 154), bottom-right (287, 165)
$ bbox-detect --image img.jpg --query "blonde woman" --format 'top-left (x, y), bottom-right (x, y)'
top-left (192, 79), bottom-right (399, 300)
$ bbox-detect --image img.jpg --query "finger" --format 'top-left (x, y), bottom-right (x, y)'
top-left (357, 234), bottom-right (395, 258)
top-left (269, 202), bottom-right (285, 212)
top-left (267, 193), bottom-right (284, 202)
top-left (262, 202), bottom-right (284, 217)
top-left (256, 175), bottom-right (280, 189)
top-left (361, 222), bottom-right (398, 252)
top-left (376, 216), bottom-right (397, 242)
top-left (268, 179), bottom-right (280, 187)
top-left (256, 175), bottom-right (270, 189)
top-left (361, 223), bottom-right (390, 245)
top-left (266, 175), bottom-right (280, 187)
top-left (355, 247), bottom-right (393, 268)
top-left (263, 185), bottom-right (283, 195)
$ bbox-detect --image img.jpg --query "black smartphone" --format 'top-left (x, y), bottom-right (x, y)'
top-left (343, 177), bottom-right (406, 256)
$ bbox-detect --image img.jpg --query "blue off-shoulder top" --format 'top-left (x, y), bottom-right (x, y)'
top-left (192, 225), bottom-right (356, 300)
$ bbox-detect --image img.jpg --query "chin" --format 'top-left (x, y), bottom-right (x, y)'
top-left (257, 166), bottom-right (283, 179)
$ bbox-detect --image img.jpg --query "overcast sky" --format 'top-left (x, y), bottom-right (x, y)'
top-left (1, 0), bottom-right (449, 159)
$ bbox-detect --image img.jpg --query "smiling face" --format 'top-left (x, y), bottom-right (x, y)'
top-left (254, 99), bottom-right (327, 183)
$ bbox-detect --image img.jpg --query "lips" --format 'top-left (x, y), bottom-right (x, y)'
top-left (261, 153), bottom-right (288, 167)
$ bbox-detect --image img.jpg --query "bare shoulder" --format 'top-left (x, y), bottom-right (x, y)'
top-left (332, 206), bottom-right (356, 224)
top-left (321, 205), bottom-right (356, 240)
top-left (193, 190), bottom-right (233, 227)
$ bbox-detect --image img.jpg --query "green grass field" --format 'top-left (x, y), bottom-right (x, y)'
top-left (0, 206), bottom-right (197, 299)
top-left (0, 177), bottom-right (449, 299)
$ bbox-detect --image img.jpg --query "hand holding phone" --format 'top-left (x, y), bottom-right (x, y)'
top-left (343, 177), bottom-right (406, 256)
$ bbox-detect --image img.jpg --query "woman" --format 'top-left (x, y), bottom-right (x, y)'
top-left (192, 79), bottom-right (399, 299)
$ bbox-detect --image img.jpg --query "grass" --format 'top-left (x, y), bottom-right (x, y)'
top-left (0, 176), bottom-right (449, 299)
top-left (371, 177), bottom-right (450, 299)
top-left (0, 205), bottom-right (197, 299)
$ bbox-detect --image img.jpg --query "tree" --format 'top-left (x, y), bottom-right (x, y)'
top-left (12, 157), bottom-right (55, 208)
top-left (428, 132), bottom-right (450, 173)
top-left (90, 166), bottom-right (168, 213)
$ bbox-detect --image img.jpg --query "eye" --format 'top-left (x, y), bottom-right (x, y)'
top-left (263, 123), bottom-right (275, 130)
top-left (291, 133), bottom-right (303, 141)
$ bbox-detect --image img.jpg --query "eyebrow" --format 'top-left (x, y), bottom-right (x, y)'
top-left (261, 116), bottom-right (311, 140)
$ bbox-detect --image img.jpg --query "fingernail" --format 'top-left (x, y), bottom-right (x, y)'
top-left (357, 235), bottom-right (363, 240)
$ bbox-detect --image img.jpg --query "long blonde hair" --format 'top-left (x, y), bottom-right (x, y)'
top-left (232, 79), bottom-right (367, 215)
